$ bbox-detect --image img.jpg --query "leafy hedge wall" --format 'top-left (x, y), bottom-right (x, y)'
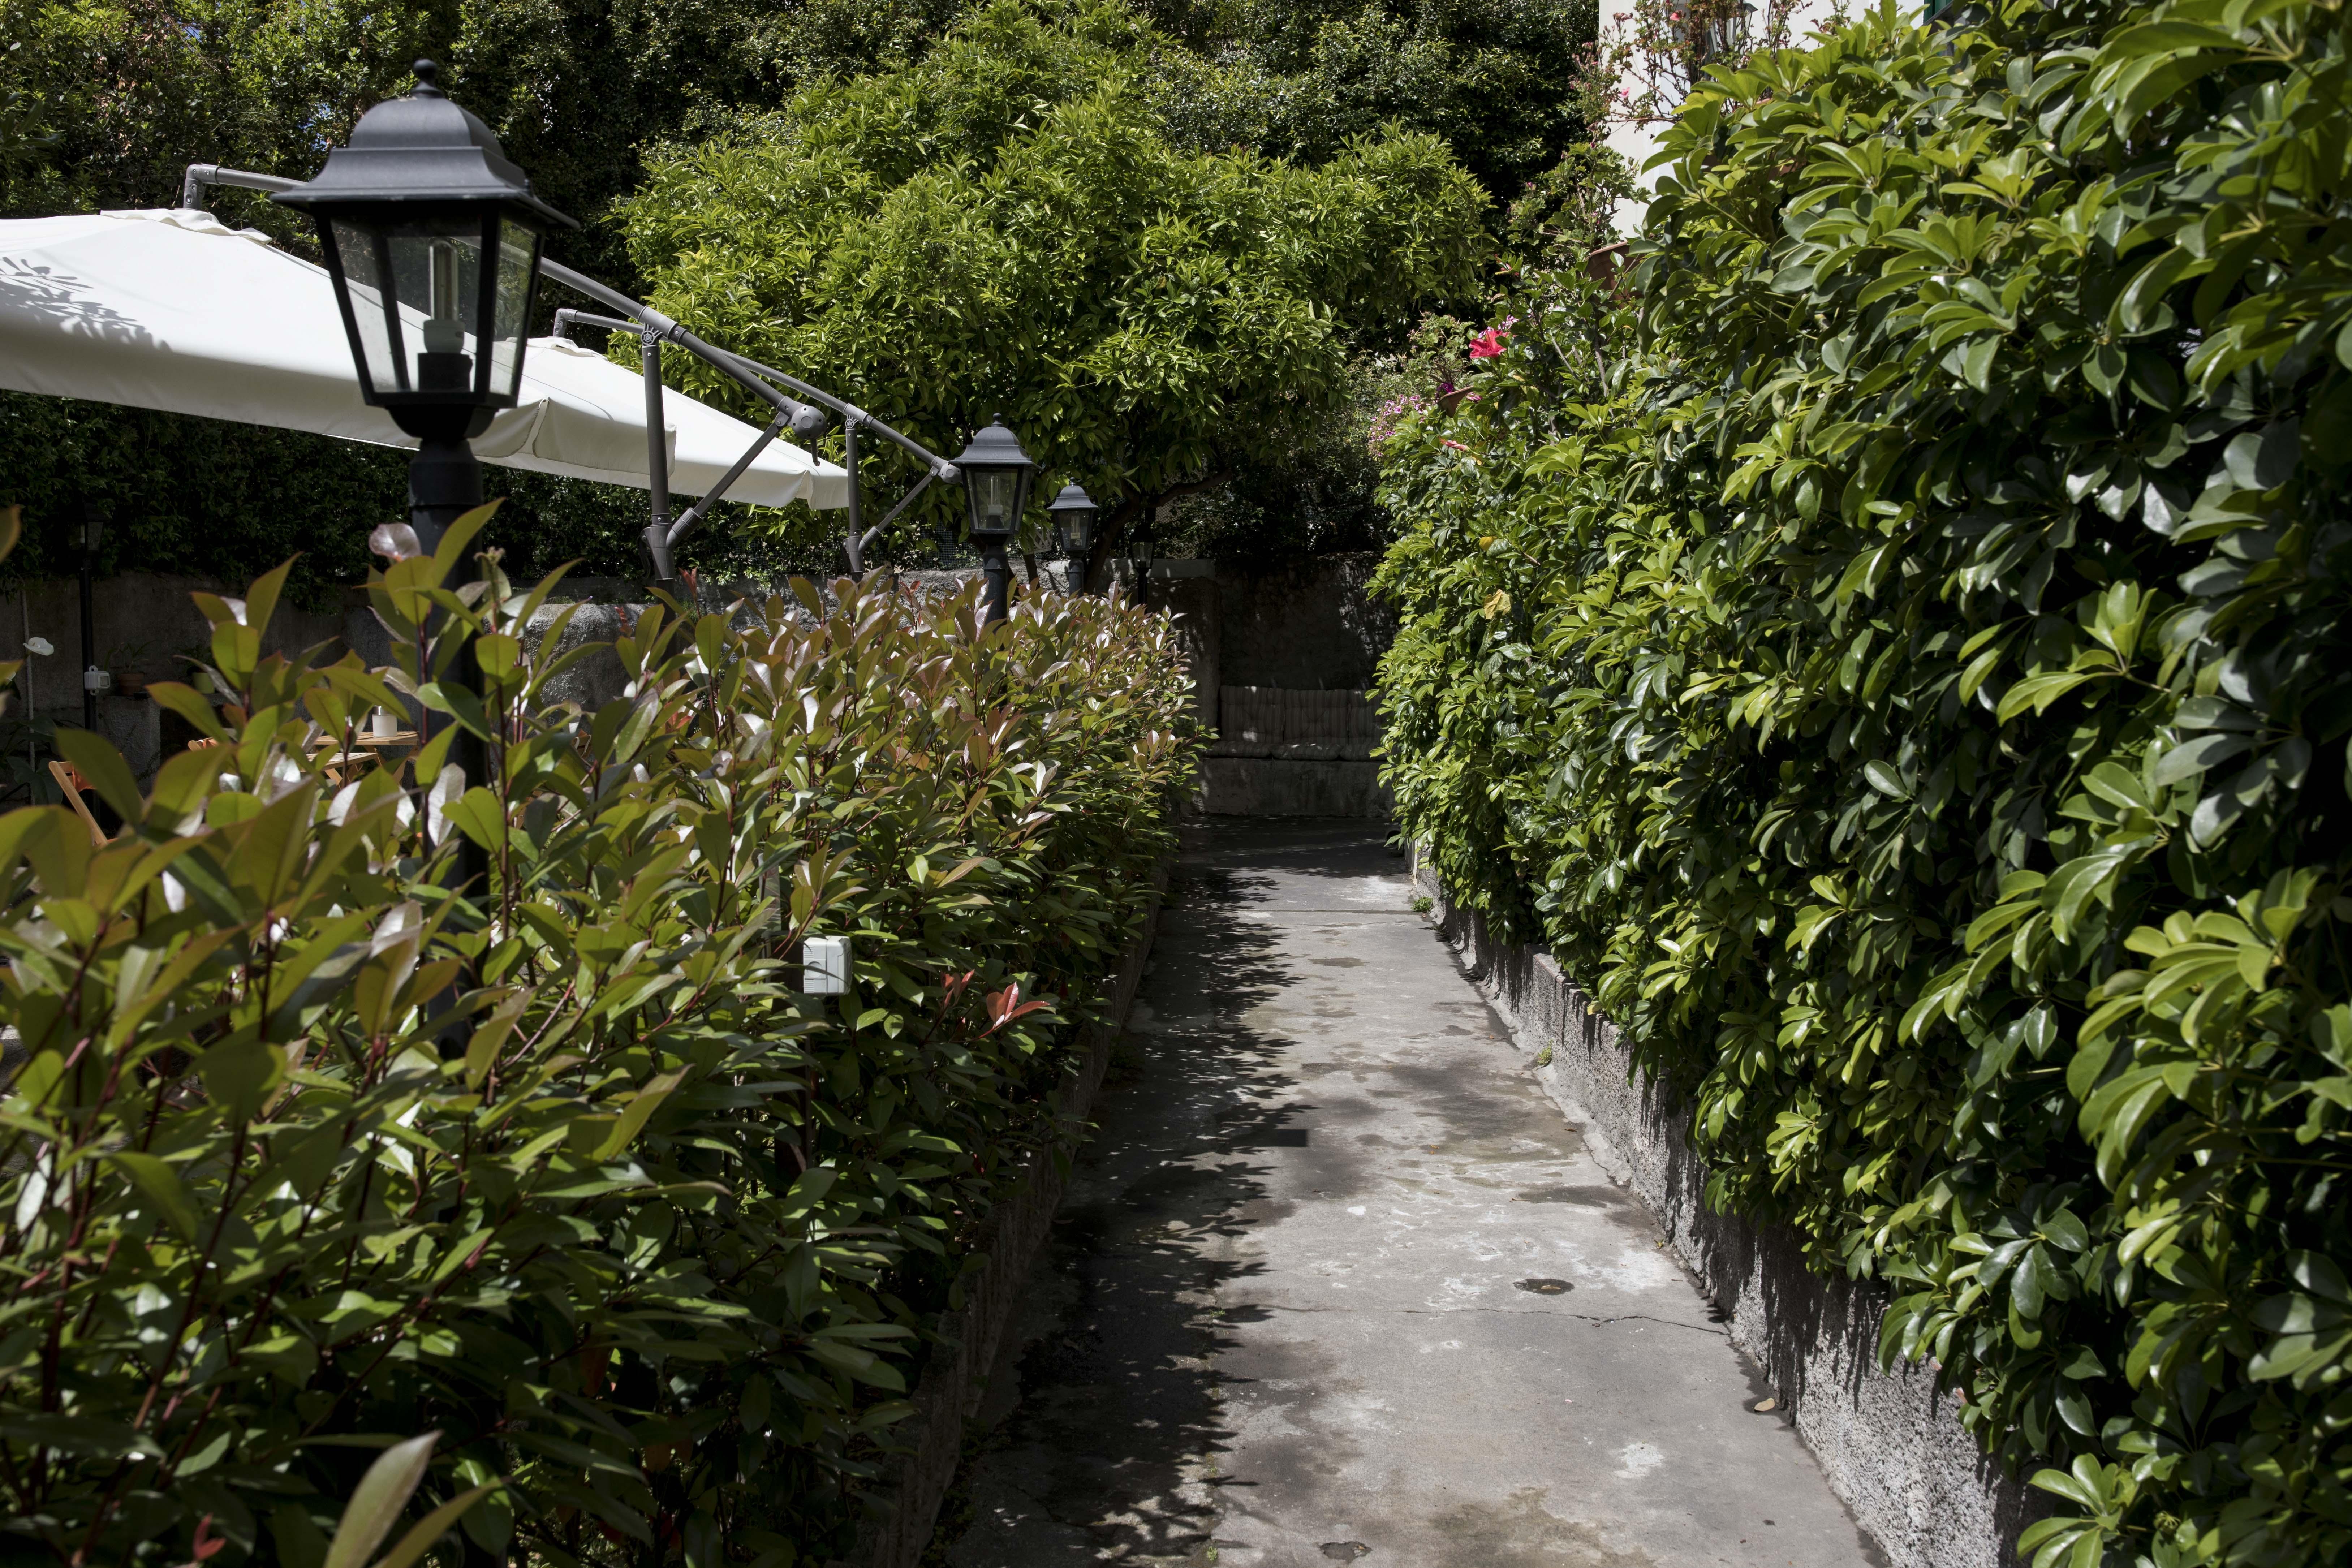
top-left (1372, 1), bottom-right (2350, 1561)
top-left (0, 521), bottom-right (1197, 1567)
top-left (0, 393), bottom-right (816, 604)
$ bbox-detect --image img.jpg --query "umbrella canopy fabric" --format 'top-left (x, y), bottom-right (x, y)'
top-left (0, 208), bottom-right (847, 509)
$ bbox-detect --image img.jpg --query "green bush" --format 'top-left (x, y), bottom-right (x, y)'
top-left (1371, 1), bottom-right (2352, 1560)
top-left (0, 516), bottom-right (1198, 1567)
top-left (620, 0), bottom-right (1491, 559)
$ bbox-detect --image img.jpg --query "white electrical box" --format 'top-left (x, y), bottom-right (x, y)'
top-left (804, 934), bottom-right (851, 995)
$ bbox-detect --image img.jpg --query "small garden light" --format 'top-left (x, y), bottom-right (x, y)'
top-left (950, 415), bottom-right (1037, 624)
top-left (1046, 482), bottom-right (1097, 561)
top-left (804, 934), bottom-right (852, 996)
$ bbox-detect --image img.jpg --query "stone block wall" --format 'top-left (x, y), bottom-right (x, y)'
top-left (1197, 684), bottom-right (1390, 817)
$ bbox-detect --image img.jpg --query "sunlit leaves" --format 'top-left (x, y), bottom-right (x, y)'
top-left (1374, 0), bottom-right (2351, 1559)
top-left (0, 542), bottom-right (1198, 1567)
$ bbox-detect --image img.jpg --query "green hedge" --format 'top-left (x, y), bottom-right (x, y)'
top-left (0, 393), bottom-right (837, 604)
top-left (1372, 1), bottom-right (2351, 1562)
top-left (0, 522), bottom-right (1198, 1567)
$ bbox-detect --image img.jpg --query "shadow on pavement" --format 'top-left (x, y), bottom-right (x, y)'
top-left (925, 841), bottom-right (1313, 1566)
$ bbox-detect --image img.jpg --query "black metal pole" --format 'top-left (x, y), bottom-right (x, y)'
top-left (640, 329), bottom-right (676, 589)
top-left (842, 419), bottom-right (865, 577)
top-left (980, 539), bottom-right (1011, 625)
top-left (77, 530), bottom-right (95, 732)
top-left (408, 430), bottom-right (490, 904)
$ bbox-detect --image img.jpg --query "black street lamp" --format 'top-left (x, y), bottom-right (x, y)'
top-left (274, 59), bottom-right (576, 550)
top-left (951, 416), bottom-right (1037, 624)
top-left (275, 59), bottom-right (575, 908)
top-left (1046, 483), bottom-right (1096, 589)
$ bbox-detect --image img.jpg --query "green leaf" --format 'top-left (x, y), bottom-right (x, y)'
top-left (105, 1151), bottom-right (201, 1242)
top-left (323, 1432), bottom-right (440, 1568)
top-left (50, 728), bottom-right (143, 827)
top-left (373, 1482), bottom-right (507, 1568)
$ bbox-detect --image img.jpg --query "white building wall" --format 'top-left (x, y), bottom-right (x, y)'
top-left (1604, 0), bottom-right (1850, 236)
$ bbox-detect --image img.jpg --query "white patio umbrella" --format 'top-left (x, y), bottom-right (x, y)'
top-left (0, 208), bottom-right (848, 509)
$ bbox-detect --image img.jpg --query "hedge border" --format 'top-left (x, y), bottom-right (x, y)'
top-left (833, 853), bottom-right (1171, 1568)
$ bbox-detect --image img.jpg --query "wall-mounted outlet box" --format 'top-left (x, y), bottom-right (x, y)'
top-left (804, 934), bottom-right (851, 995)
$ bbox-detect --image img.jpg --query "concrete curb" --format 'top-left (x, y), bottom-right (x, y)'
top-left (1408, 849), bottom-right (2043, 1568)
top-left (834, 858), bottom-right (1171, 1568)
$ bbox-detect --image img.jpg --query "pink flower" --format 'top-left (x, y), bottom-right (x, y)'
top-left (1442, 439), bottom-right (1472, 452)
top-left (1469, 326), bottom-right (1509, 360)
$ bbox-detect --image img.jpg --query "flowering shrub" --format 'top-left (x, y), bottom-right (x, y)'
top-left (0, 517), bottom-right (1199, 1567)
top-left (1367, 393), bottom-right (1433, 454)
top-left (1375, 0), bottom-right (2352, 1560)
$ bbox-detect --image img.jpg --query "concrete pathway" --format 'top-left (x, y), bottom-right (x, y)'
top-left (930, 821), bottom-right (1882, 1568)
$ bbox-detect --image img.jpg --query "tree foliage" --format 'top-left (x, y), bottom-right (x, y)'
top-left (1134, 0), bottom-right (1602, 212)
top-left (1372, 0), bottom-right (2352, 1560)
top-left (621, 0), bottom-right (1490, 558)
top-left (0, 520), bottom-right (1198, 1565)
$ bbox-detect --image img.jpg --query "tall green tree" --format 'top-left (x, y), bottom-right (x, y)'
top-left (621, 0), bottom-right (1490, 563)
top-left (1137, 0), bottom-right (1602, 215)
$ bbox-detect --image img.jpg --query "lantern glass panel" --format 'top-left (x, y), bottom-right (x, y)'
top-left (326, 213), bottom-right (543, 405)
top-left (331, 219), bottom-right (404, 397)
top-left (490, 217), bottom-right (540, 400)
top-left (969, 468), bottom-right (1022, 537)
top-left (388, 220), bottom-right (490, 395)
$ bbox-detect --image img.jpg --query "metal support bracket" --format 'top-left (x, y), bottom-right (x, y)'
top-left (184, 163), bottom-right (970, 580)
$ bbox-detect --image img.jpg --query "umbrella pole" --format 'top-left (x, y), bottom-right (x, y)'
top-left (842, 418), bottom-right (865, 578)
top-left (640, 329), bottom-right (677, 592)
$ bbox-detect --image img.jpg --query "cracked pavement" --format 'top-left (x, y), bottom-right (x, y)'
top-left (928, 820), bottom-right (1883, 1568)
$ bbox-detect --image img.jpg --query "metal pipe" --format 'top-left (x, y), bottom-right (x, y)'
top-left (700, 344), bottom-right (958, 478)
top-left (77, 529), bottom-right (94, 732)
top-left (858, 471), bottom-right (935, 558)
top-left (667, 414), bottom-right (784, 547)
top-left (640, 329), bottom-right (673, 584)
top-left (553, 307), bottom-right (636, 339)
top-left (20, 589), bottom-right (32, 796)
top-left (841, 419), bottom-right (864, 576)
top-left (181, 163), bottom-right (300, 208)
top-left (562, 304), bottom-right (772, 562)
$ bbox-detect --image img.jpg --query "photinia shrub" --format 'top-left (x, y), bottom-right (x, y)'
top-left (0, 511), bottom-right (1198, 1568)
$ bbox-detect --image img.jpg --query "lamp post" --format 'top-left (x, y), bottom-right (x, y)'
top-left (950, 416), bottom-right (1038, 625)
top-left (274, 59), bottom-right (575, 899)
top-left (1046, 483), bottom-right (1096, 593)
top-left (71, 501), bottom-right (107, 731)
top-left (1127, 522), bottom-right (1155, 609)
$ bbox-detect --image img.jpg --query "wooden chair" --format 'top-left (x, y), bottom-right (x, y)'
top-left (48, 760), bottom-right (111, 847)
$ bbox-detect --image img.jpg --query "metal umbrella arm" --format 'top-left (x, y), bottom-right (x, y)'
top-left (552, 306), bottom-right (785, 556)
top-left (182, 164), bottom-right (961, 581)
top-left (534, 264), bottom-right (967, 580)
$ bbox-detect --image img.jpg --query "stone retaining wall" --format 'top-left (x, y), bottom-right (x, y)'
top-left (1409, 848), bottom-right (2043, 1568)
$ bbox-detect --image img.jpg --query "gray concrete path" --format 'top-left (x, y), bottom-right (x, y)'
top-left (929, 821), bottom-right (1882, 1568)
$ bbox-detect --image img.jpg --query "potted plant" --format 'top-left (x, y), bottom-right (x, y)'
top-left (106, 640), bottom-right (153, 699)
